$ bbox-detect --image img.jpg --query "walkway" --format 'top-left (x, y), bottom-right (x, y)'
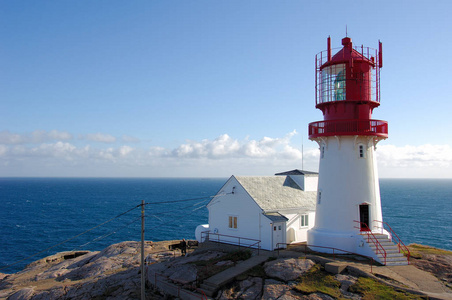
top-left (199, 251), bottom-right (273, 297)
top-left (349, 263), bottom-right (452, 300)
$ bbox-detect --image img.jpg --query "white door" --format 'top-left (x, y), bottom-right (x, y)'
top-left (272, 222), bottom-right (285, 249)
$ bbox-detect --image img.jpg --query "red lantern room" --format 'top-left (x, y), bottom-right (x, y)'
top-left (309, 37), bottom-right (388, 139)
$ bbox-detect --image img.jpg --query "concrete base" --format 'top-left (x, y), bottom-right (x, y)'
top-left (308, 228), bottom-right (380, 263)
top-left (308, 228), bottom-right (358, 254)
top-left (325, 262), bottom-right (347, 274)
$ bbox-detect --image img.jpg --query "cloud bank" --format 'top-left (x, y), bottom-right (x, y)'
top-left (0, 130), bottom-right (451, 178)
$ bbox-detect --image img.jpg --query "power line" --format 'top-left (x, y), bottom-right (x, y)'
top-left (143, 195), bottom-right (213, 206)
top-left (72, 216), bottom-right (142, 251)
top-left (0, 204), bottom-right (141, 272)
top-left (1, 195), bottom-right (215, 272)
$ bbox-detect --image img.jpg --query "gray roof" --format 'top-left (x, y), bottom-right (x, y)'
top-left (263, 212), bottom-right (289, 222)
top-left (275, 169), bottom-right (318, 176)
top-left (234, 176), bottom-right (317, 211)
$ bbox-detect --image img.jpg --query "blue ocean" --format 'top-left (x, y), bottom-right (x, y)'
top-left (0, 178), bottom-right (451, 274)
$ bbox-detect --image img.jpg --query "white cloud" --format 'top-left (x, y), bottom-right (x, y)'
top-left (0, 131), bottom-right (25, 144)
top-left (0, 130), bottom-right (72, 144)
top-left (0, 130), bottom-right (451, 178)
top-left (376, 144), bottom-right (452, 178)
top-left (82, 133), bottom-right (116, 143)
top-left (171, 131), bottom-right (299, 159)
top-left (121, 135), bottom-right (140, 143)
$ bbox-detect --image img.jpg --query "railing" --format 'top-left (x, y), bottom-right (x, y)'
top-left (200, 231), bottom-right (261, 255)
top-left (276, 242), bottom-right (375, 273)
top-left (315, 45), bottom-right (381, 105)
top-left (374, 220), bottom-right (410, 264)
top-left (354, 221), bottom-right (387, 265)
top-left (309, 119), bottom-right (388, 138)
top-left (153, 272), bottom-right (207, 300)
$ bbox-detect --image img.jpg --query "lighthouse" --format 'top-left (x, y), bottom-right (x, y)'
top-left (306, 36), bottom-right (406, 264)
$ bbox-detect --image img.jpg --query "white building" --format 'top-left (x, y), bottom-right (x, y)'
top-left (195, 170), bottom-right (318, 251)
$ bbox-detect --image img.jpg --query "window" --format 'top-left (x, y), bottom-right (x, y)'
top-left (320, 64), bottom-right (346, 103)
top-left (321, 145), bottom-right (325, 159)
top-left (317, 191), bottom-right (322, 204)
top-left (228, 216), bottom-right (237, 229)
top-left (300, 214), bottom-right (309, 227)
top-left (359, 144), bottom-right (365, 158)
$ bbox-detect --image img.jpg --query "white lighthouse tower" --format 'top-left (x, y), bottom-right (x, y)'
top-left (307, 37), bottom-right (407, 265)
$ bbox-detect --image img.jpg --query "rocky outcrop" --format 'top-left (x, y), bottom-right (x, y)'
top-left (1, 241), bottom-right (451, 300)
top-left (0, 240), bottom-right (171, 300)
top-left (409, 247), bottom-right (452, 287)
top-left (264, 258), bottom-right (316, 282)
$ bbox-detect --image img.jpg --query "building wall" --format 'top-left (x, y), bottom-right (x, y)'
top-left (308, 135), bottom-right (383, 254)
top-left (207, 177), bottom-right (273, 250)
top-left (283, 211), bottom-right (316, 243)
top-left (304, 176), bottom-right (319, 192)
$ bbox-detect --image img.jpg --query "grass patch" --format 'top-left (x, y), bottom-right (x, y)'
top-left (408, 244), bottom-right (452, 259)
top-left (349, 277), bottom-right (425, 300)
top-left (293, 264), bottom-right (342, 299)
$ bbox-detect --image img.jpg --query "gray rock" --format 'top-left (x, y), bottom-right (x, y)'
top-left (168, 264), bottom-right (198, 284)
top-left (215, 260), bottom-right (234, 267)
top-left (264, 258), bottom-right (315, 282)
top-left (262, 279), bottom-right (290, 298)
top-left (238, 277), bottom-right (262, 299)
top-left (7, 287), bottom-right (34, 300)
top-left (334, 274), bottom-right (361, 299)
top-left (261, 279), bottom-right (306, 300)
top-left (31, 287), bottom-right (66, 300)
top-left (307, 293), bottom-right (336, 300)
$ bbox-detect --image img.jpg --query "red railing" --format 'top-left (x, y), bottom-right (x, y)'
top-left (374, 220), bottom-right (410, 264)
top-left (309, 119), bottom-right (388, 138)
top-left (315, 45), bottom-right (381, 105)
top-left (276, 242), bottom-right (375, 273)
top-left (354, 221), bottom-right (387, 265)
top-left (200, 231), bottom-right (261, 255)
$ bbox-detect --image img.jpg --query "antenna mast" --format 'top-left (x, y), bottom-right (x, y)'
top-left (302, 136), bottom-right (304, 170)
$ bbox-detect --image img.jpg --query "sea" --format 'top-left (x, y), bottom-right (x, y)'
top-left (0, 178), bottom-right (451, 274)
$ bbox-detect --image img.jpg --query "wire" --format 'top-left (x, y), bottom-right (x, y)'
top-left (0, 204), bottom-right (141, 272)
top-left (144, 198), bottom-right (210, 219)
top-left (145, 200), bottom-right (209, 233)
top-left (72, 216), bottom-right (142, 251)
top-left (1, 195), bottom-right (215, 272)
top-left (143, 195), bottom-right (213, 206)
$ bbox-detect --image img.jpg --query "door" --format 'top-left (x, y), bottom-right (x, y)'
top-left (272, 222), bottom-right (285, 249)
top-left (359, 204), bottom-right (370, 231)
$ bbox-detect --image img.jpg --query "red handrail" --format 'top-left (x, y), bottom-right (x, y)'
top-left (353, 221), bottom-right (386, 265)
top-left (309, 119), bottom-right (388, 138)
top-left (374, 220), bottom-right (410, 264)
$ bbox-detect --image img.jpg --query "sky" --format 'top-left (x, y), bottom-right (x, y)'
top-left (1, 1), bottom-right (452, 178)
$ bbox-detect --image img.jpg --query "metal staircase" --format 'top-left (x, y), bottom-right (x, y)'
top-left (365, 233), bottom-right (409, 266)
top-left (355, 220), bottom-right (410, 266)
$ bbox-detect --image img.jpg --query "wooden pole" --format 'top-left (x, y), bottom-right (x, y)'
top-left (141, 200), bottom-right (145, 300)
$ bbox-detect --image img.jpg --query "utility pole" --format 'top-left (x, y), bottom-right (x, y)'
top-left (141, 200), bottom-right (145, 300)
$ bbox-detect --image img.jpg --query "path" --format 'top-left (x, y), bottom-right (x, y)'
top-left (199, 251), bottom-right (272, 297)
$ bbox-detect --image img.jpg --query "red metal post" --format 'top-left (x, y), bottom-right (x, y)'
top-left (327, 36), bottom-right (331, 61)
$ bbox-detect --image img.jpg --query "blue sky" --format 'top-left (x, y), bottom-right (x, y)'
top-left (1, 1), bottom-right (451, 178)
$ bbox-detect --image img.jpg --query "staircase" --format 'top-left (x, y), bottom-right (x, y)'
top-left (365, 233), bottom-right (409, 266)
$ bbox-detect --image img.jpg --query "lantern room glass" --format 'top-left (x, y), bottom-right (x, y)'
top-left (320, 64), bottom-right (346, 103)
